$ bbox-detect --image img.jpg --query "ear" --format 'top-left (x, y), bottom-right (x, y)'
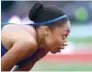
top-left (44, 26), bottom-right (52, 36)
top-left (39, 26), bottom-right (51, 36)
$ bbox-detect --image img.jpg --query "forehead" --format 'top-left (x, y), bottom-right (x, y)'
top-left (66, 20), bottom-right (71, 29)
top-left (57, 20), bottom-right (71, 31)
top-left (62, 20), bottom-right (71, 29)
top-left (52, 20), bottom-right (71, 33)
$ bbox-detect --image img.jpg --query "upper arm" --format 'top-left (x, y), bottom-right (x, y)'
top-left (1, 39), bottom-right (37, 71)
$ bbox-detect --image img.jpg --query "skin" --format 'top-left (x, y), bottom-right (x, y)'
top-left (1, 20), bottom-right (71, 71)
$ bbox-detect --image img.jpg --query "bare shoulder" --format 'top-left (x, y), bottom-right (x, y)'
top-left (1, 24), bottom-right (37, 50)
top-left (2, 24), bottom-right (36, 36)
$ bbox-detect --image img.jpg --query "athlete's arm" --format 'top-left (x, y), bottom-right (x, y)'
top-left (13, 58), bottom-right (37, 71)
top-left (1, 39), bottom-right (37, 71)
top-left (13, 48), bottom-right (48, 71)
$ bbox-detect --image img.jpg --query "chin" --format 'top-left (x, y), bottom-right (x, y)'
top-left (51, 51), bottom-right (58, 54)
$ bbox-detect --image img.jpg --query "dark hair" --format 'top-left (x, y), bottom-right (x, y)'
top-left (28, 2), bottom-right (68, 29)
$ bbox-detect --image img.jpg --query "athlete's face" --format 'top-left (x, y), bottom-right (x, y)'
top-left (45, 21), bottom-right (71, 54)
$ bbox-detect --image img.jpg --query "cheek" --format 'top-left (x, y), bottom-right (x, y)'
top-left (48, 30), bottom-right (63, 47)
top-left (52, 36), bottom-right (63, 46)
top-left (46, 36), bottom-right (57, 48)
top-left (52, 33), bottom-right (63, 45)
top-left (45, 35), bottom-right (56, 47)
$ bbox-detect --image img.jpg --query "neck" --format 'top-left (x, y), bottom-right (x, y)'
top-left (36, 30), bottom-right (45, 48)
top-left (36, 32), bottom-right (49, 51)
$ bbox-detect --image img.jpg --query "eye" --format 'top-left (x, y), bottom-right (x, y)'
top-left (63, 29), bottom-right (70, 37)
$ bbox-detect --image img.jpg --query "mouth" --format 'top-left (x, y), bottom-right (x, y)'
top-left (55, 44), bottom-right (67, 53)
top-left (63, 43), bottom-right (67, 46)
top-left (57, 44), bottom-right (66, 51)
top-left (56, 47), bottom-right (64, 52)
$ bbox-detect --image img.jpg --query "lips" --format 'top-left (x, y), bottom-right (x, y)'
top-left (57, 47), bottom-right (64, 50)
top-left (58, 43), bottom-right (67, 50)
top-left (55, 43), bottom-right (68, 52)
top-left (56, 47), bottom-right (64, 53)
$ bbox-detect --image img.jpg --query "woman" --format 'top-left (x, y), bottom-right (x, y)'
top-left (1, 2), bottom-right (71, 71)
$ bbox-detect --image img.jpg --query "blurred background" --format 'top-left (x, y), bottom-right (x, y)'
top-left (1, 1), bottom-right (92, 71)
